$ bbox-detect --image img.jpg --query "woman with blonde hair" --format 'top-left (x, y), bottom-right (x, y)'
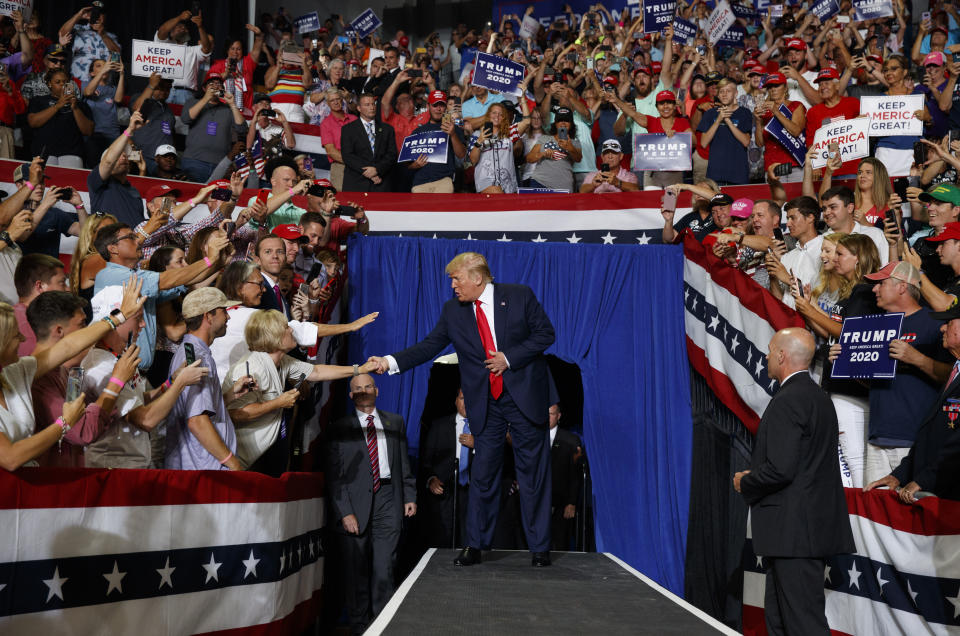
top-left (820, 157), bottom-right (892, 226)
top-left (468, 100), bottom-right (531, 194)
top-left (0, 277), bottom-right (144, 471)
top-left (70, 213), bottom-right (116, 312)
top-left (223, 309), bottom-right (379, 474)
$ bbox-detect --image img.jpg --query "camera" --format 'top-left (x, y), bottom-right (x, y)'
top-left (260, 108), bottom-right (276, 118)
top-left (57, 187), bottom-right (74, 201)
top-left (406, 69), bottom-right (422, 78)
top-left (210, 188), bottom-right (232, 201)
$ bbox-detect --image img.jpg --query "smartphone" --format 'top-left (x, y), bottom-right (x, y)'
top-left (127, 331), bottom-right (133, 349)
top-left (223, 221), bottom-right (236, 239)
top-left (885, 208), bottom-right (900, 235)
top-left (306, 262), bottom-right (324, 283)
top-left (558, 128), bottom-right (569, 140)
top-left (57, 187), bottom-right (74, 201)
top-left (245, 360), bottom-right (256, 389)
top-left (303, 156), bottom-right (313, 173)
top-left (127, 149), bottom-right (142, 162)
top-left (914, 141), bottom-right (927, 166)
top-left (774, 163), bottom-right (792, 177)
top-left (662, 189), bottom-right (678, 213)
top-left (951, 128), bottom-right (960, 145)
top-left (255, 189), bottom-right (270, 206)
top-left (827, 142), bottom-right (840, 159)
top-left (922, 11), bottom-right (931, 22)
top-left (773, 228), bottom-right (785, 241)
top-left (406, 69), bottom-right (422, 78)
top-left (600, 163), bottom-right (611, 172)
top-left (110, 51), bottom-right (121, 64)
top-left (893, 177), bottom-right (909, 202)
top-left (184, 342), bottom-right (196, 366)
top-left (696, 45), bottom-right (706, 56)
top-left (299, 282), bottom-right (310, 297)
top-left (66, 367), bottom-right (84, 402)
top-left (293, 373), bottom-right (307, 390)
top-left (335, 205), bottom-right (358, 217)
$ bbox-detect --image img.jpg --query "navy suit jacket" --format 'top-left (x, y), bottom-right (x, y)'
top-left (257, 276), bottom-right (291, 319)
top-left (392, 283), bottom-right (555, 434)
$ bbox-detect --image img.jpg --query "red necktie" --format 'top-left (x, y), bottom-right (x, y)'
top-left (949, 363), bottom-right (960, 389)
top-left (273, 284), bottom-right (284, 310)
top-left (365, 415), bottom-right (381, 492)
top-left (474, 300), bottom-right (503, 399)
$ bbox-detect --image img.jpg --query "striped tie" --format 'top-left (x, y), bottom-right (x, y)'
top-left (365, 414), bottom-right (380, 493)
top-left (365, 121), bottom-right (376, 153)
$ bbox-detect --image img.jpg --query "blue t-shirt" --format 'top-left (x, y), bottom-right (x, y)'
top-left (916, 80), bottom-right (950, 139)
top-left (81, 81), bottom-right (123, 137)
top-left (19, 206), bottom-right (77, 258)
top-left (697, 106), bottom-right (753, 184)
top-left (87, 168), bottom-right (147, 228)
top-left (868, 308), bottom-right (952, 447)
top-left (94, 263), bottom-right (185, 371)
top-left (409, 122), bottom-right (465, 186)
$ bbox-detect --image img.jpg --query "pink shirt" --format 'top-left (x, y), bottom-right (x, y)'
top-left (319, 111), bottom-right (358, 158)
top-left (14, 303), bottom-right (36, 357)
top-left (32, 367), bottom-right (108, 468)
top-left (583, 167), bottom-right (638, 194)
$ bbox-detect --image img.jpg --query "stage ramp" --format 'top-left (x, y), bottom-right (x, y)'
top-left (366, 549), bottom-right (739, 635)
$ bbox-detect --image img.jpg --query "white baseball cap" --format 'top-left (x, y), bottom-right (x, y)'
top-left (154, 144), bottom-right (178, 157)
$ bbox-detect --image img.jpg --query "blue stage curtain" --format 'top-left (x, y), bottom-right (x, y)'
top-left (348, 236), bottom-right (693, 594)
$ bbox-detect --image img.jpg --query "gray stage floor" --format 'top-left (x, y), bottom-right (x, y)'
top-left (369, 549), bottom-right (737, 635)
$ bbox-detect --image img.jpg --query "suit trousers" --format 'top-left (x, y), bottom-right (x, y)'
top-left (466, 386), bottom-right (552, 552)
top-left (764, 556), bottom-right (830, 636)
top-left (338, 482), bottom-right (400, 633)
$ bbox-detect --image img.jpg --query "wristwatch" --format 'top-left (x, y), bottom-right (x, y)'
top-left (352, 364), bottom-right (360, 376)
top-left (0, 231), bottom-right (11, 245)
top-left (110, 308), bottom-right (126, 325)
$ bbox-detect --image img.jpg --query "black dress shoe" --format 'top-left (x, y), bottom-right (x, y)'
top-left (454, 547), bottom-right (482, 566)
top-left (531, 551), bottom-right (551, 567)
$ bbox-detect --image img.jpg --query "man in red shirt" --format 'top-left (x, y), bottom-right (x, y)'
top-left (382, 69), bottom-right (431, 192)
top-left (319, 88), bottom-right (358, 192)
top-left (805, 67), bottom-right (860, 177)
top-left (0, 65), bottom-right (25, 158)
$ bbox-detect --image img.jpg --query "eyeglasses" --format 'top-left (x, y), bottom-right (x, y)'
top-left (883, 66), bottom-right (902, 71)
top-left (114, 234), bottom-right (138, 243)
top-left (243, 279), bottom-right (262, 287)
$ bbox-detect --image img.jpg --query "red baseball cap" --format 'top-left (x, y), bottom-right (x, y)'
top-left (145, 183), bottom-right (181, 201)
top-left (745, 47), bottom-right (761, 59)
top-left (815, 67), bottom-right (840, 82)
top-left (399, 36), bottom-right (410, 47)
top-left (348, 59), bottom-right (361, 66)
top-left (428, 90), bottom-right (447, 105)
top-left (866, 54), bottom-right (883, 64)
top-left (207, 179), bottom-right (231, 189)
top-left (927, 221), bottom-right (960, 242)
top-left (785, 38), bottom-right (806, 51)
top-left (744, 61), bottom-right (764, 75)
top-left (272, 224), bottom-right (307, 242)
top-left (633, 65), bottom-right (652, 76)
top-left (307, 178), bottom-right (337, 196)
top-left (651, 61), bottom-right (662, 74)
top-left (656, 90), bottom-right (677, 103)
top-left (602, 75), bottom-right (618, 86)
top-left (202, 70), bottom-right (222, 85)
top-left (763, 72), bottom-right (787, 86)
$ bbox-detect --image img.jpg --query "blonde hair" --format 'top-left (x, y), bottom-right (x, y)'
top-left (245, 309), bottom-right (288, 353)
top-left (836, 233), bottom-right (881, 299)
top-left (0, 303), bottom-right (15, 389)
top-left (445, 252), bottom-right (493, 283)
top-left (70, 214), bottom-right (116, 294)
top-left (811, 232), bottom-right (847, 299)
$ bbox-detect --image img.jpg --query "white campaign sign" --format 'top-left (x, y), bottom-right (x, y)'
top-left (707, 1), bottom-right (736, 45)
top-left (810, 117), bottom-right (870, 169)
top-left (367, 48), bottom-right (384, 73)
top-left (0, 0), bottom-right (30, 19)
top-left (519, 15), bottom-right (540, 39)
top-left (860, 94), bottom-right (923, 137)
top-left (131, 39), bottom-right (186, 80)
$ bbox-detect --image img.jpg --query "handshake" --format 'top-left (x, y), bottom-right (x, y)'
top-left (365, 356), bottom-right (390, 374)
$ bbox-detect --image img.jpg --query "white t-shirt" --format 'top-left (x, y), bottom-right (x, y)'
top-left (0, 244), bottom-right (21, 304)
top-left (0, 356), bottom-right (38, 457)
top-left (210, 305), bottom-right (319, 385)
top-left (225, 351), bottom-right (313, 466)
top-left (852, 221), bottom-right (890, 267)
top-left (153, 31), bottom-right (211, 91)
top-left (787, 69), bottom-right (820, 110)
top-left (80, 347), bottom-right (151, 468)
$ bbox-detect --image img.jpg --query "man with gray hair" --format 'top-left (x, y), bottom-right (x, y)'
top-left (319, 87), bottom-right (358, 191)
top-left (368, 251), bottom-right (556, 567)
top-left (735, 327), bottom-right (854, 635)
top-left (830, 262), bottom-right (952, 484)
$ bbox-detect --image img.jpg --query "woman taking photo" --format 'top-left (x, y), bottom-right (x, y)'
top-left (524, 106), bottom-right (582, 193)
top-left (795, 234), bottom-right (881, 488)
top-left (468, 101), bottom-right (530, 194)
top-left (210, 261), bottom-right (379, 384)
top-left (26, 69), bottom-right (93, 168)
top-left (207, 25), bottom-right (265, 112)
top-left (0, 277), bottom-right (144, 471)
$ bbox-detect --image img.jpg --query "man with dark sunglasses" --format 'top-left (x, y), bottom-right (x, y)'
top-left (21, 45), bottom-right (68, 102)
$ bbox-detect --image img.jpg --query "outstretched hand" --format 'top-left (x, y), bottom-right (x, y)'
top-left (366, 356), bottom-right (389, 374)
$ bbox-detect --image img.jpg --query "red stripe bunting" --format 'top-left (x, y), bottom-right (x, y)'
top-left (0, 467), bottom-right (324, 509)
top-left (845, 487), bottom-right (960, 536)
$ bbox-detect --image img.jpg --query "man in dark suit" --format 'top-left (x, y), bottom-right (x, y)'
top-left (325, 373), bottom-right (417, 634)
top-left (734, 328), bottom-right (854, 636)
top-left (340, 93), bottom-right (397, 192)
top-left (368, 251), bottom-right (556, 567)
top-left (253, 235), bottom-right (292, 319)
top-left (866, 303), bottom-right (960, 502)
top-left (549, 403), bottom-right (582, 551)
top-left (420, 388), bottom-right (473, 548)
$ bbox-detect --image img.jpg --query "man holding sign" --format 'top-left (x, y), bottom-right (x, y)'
top-left (805, 68), bottom-right (860, 177)
top-left (406, 90), bottom-right (466, 193)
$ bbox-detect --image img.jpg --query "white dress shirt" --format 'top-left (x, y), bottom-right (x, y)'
top-left (357, 409), bottom-right (391, 479)
top-left (780, 234), bottom-right (824, 309)
top-left (455, 413), bottom-right (468, 464)
top-left (549, 425), bottom-right (558, 446)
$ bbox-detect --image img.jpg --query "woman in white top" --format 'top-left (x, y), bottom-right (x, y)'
top-left (210, 261), bottom-right (378, 384)
top-left (0, 276), bottom-right (146, 471)
top-left (225, 309), bottom-right (380, 473)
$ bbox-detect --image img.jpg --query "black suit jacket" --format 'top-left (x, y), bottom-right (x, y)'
top-left (340, 117), bottom-right (397, 192)
top-left (892, 370), bottom-right (960, 499)
top-left (421, 414), bottom-right (460, 487)
top-left (257, 274), bottom-right (291, 319)
top-left (325, 409), bottom-right (416, 535)
top-left (392, 283), bottom-right (555, 434)
top-left (551, 428), bottom-right (581, 509)
top-left (740, 373), bottom-right (855, 558)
